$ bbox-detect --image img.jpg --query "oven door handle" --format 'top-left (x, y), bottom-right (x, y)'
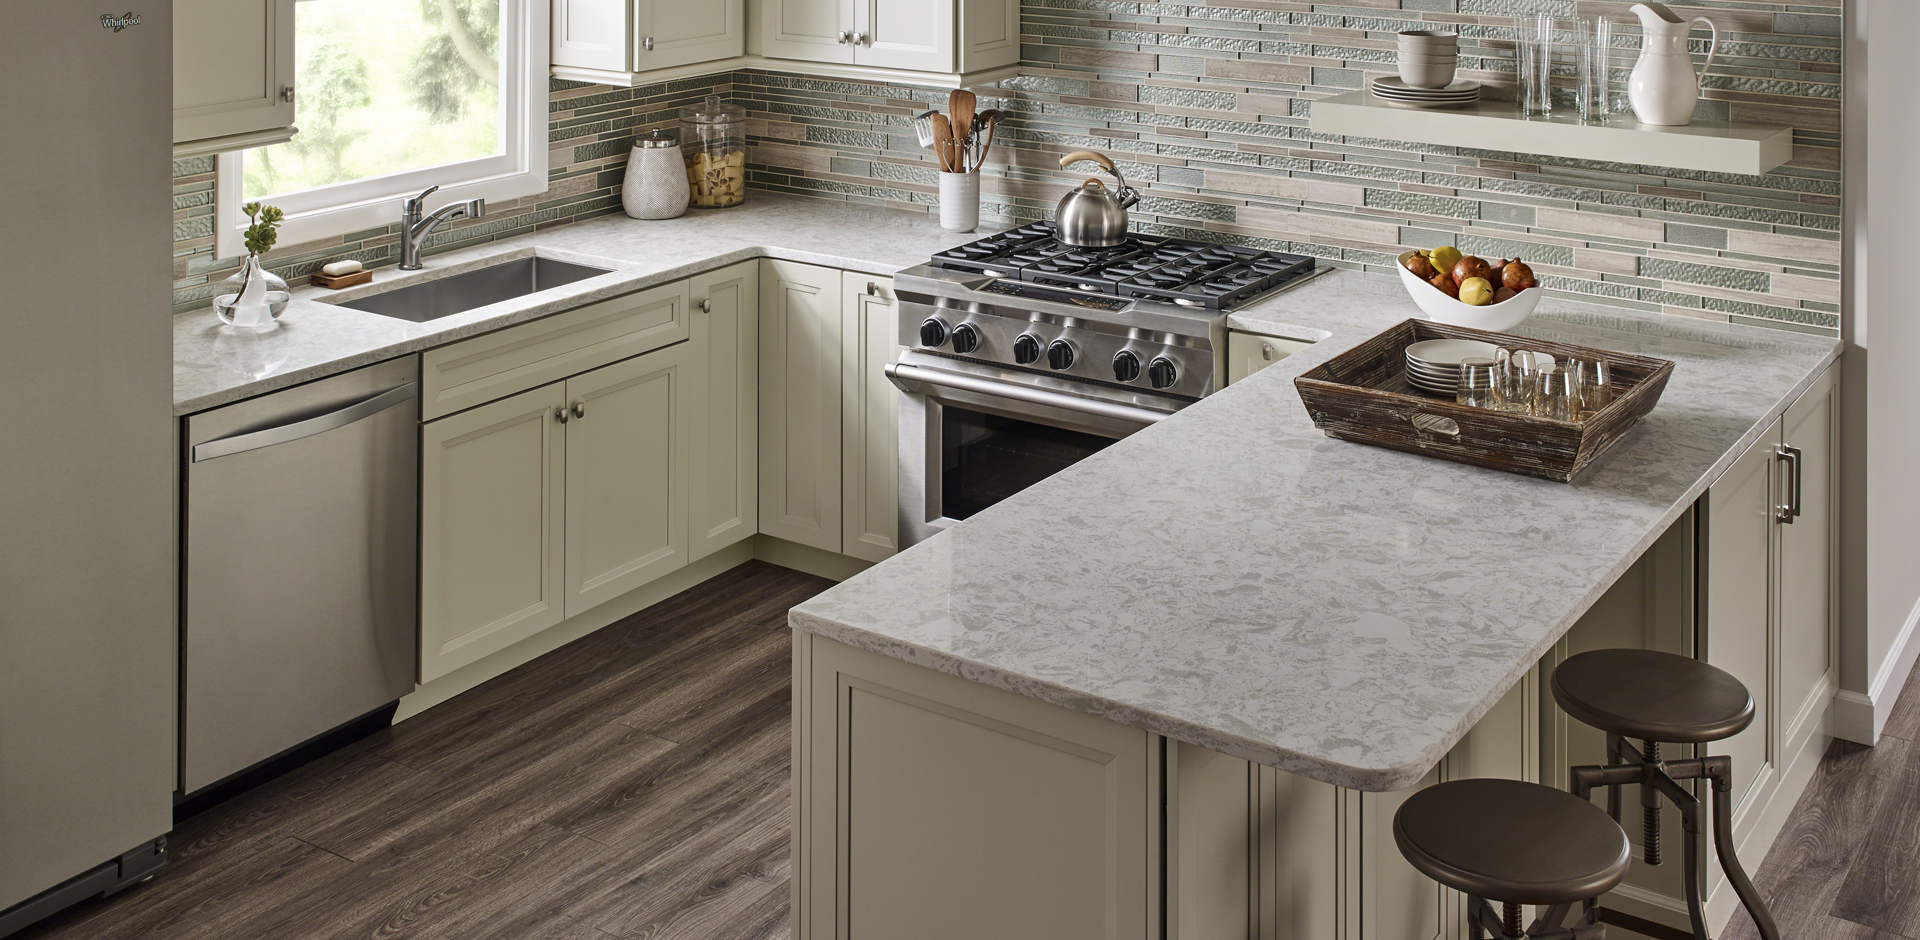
top-left (885, 362), bottom-right (1175, 427)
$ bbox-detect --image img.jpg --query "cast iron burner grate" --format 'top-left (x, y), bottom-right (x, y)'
top-left (930, 223), bottom-right (1315, 311)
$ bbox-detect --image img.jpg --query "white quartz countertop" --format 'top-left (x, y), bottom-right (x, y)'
top-left (174, 193), bottom-right (1840, 792)
top-left (174, 193), bottom-right (1004, 414)
top-left (789, 266), bottom-right (1839, 792)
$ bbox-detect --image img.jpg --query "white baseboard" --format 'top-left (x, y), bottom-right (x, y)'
top-left (1834, 593), bottom-right (1920, 744)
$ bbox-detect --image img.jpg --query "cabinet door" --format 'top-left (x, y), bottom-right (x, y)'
top-left (1775, 369), bottom-right (1836, 752)
top-left (958, 0), bottom-right (1021, 73)
top-left (563, 344), bottom-right (690, 618)
top-left (760, 259), bottom-right (845, 552)
top-left (842, 273), bottom-right (900, 563)
top-left (854, 0), bottom-right (952, 71)
top-left (174, 0), bottom-right (296, 146)
top-left (1226, 332), bottom-right (1313, 386)
top-left (1260, 768), bottom-right (1341, 940)
top-left (688, 261), bottom-right (760, 562)
top-left (1702, 428), bottom-right (1777, 812)
top-left (639, 0), bottom-right (745, 71)
top-left (420, 383), bottom-right (568, 682)
top-left (802, 635), bottom-right (1153, 940)
top-left (552, 0), bottom-right (630, 72)
top-left (760, 0), bottom-right (856, 64)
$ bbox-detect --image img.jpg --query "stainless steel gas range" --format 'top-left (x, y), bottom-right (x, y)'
top-left (888, 222), bottom-right (1325, 546)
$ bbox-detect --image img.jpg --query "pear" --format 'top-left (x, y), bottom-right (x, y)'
top-left (1494, 286), bottom-right (1518, 304)
top-left (1430, 245), bottom-right (1463, 277)
top-left (1429, 271), bottom-right (1459, 298)
top-left (1459, 276), bottom-right (1495, 306)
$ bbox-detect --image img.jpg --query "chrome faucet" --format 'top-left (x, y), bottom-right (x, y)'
top-left (398, 185), bottom-right (485, 270)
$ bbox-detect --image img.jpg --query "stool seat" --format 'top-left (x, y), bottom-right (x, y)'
top-left (1552, 649), bottom-right (1754, 744)
top-left (1394, 778), bottom-right (1631, 906)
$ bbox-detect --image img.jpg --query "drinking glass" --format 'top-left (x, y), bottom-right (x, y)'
top-left (1458, 358), bottom-right (1499, 410)
top-left (1575, 17), bottom-right (1610, 123)
top-left (1516, 13), bottom-right (1554, 117)
top-left (1570, 357), bottom-right (1614, 416)
top-left (1534, 363), bottom-right (1571, 421)
top-left (1501, 350), bottom-right (1538, 414)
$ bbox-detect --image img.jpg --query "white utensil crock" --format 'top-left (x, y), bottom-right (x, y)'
top-left (939, 171), bottom-right (979, 233)
top-left (1627, 2), bottom-right (1719, 126)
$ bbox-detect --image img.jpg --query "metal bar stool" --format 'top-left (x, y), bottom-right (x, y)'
top-left (1551, 649), bottom-right (1781, 940)
top-left (1394, 778), bottom-right (1631, 939)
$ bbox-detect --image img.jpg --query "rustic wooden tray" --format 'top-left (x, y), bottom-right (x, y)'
top-left (1294, 319), bottom-right (1676, 483)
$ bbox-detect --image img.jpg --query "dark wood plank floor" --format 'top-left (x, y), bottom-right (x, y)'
top-left (16, 558), bottom-right (1920, 940)
top-left (1725, 661), bottom-right (1920, 940)
top-left (15, 560), bottom-right (832, 940)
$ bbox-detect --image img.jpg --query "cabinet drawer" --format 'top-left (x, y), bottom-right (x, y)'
top-left (421, 281), bottom-right (690, 419)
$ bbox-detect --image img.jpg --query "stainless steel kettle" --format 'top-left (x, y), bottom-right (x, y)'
top-left (1055, 150), bottom-right (1139, 248)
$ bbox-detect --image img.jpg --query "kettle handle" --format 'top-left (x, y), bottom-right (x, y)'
top-left (1060, 150), bottom-right (1115, 173)
top-left (1691, 17), bottom-right (1719, 85)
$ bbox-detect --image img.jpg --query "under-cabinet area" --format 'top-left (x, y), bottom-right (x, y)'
top-left (175, 254), bottom-right (902, 801)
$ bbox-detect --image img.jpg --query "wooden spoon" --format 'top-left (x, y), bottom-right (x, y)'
top-left (948, 90), bottom-right (976, 171)
top-left (973, 110), bottom-right (1000, 167)
top-left (930, 112), bottom-right (955, 173)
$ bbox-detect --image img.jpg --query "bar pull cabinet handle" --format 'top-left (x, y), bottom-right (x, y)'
top-left (1775, 445), bottom-right (1803, 523)
top-left (572, 401), bottom-right (587, 420)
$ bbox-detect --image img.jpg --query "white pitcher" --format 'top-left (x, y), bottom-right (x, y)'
top-left (1628, 2), bottom-right (1720, 126)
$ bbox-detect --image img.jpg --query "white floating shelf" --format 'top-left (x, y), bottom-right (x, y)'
top-left (1310, 91), bottom-right (1794, 176)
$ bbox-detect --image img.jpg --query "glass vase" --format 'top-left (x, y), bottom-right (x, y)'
top-left (213, 254), bottom-right (290, 329)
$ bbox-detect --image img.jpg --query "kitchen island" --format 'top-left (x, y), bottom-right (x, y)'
top-left (788, 267), bottom-right (1839, 939)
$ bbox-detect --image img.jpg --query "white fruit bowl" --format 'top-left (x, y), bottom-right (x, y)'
top-left (1396, 251), bottom-right (1542, 332)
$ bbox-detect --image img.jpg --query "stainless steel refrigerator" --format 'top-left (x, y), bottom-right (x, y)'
top-left (0, 2), bottom-right (178, 933)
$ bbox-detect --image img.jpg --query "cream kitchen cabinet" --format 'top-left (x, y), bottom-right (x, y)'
top-left (418, 277), bottom-right (699, 683)
top-left (1225, 331), bottom-right (1314, 386)
top-left (756, 0), bottom-right (1020, 84)
top-left (758, 259), bottom-right (899, 561)
top-left (688, 261), bottom-right (761, 563)
top-left (174, 0), bottom-right (297, 157)
top-left (551, 0), bottom-right (746, 86)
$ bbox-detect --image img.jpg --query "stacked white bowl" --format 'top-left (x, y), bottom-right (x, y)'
top-left (1398, 30), bottom-right (1459, 89)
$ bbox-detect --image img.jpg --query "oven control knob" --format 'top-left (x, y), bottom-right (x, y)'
top-left (919, 316), bottom-right (950, 348)
top-left (950, 323), bottom-right (981, 354)
top-left (1046, 339), bottom-right (1076, 371)
top-left (1148, 356), bottom-right (1179, 389)
top-left (1112, 350), bottom-right (1142, 383)
top-left (1013, 333), bottom-right (1043, 365)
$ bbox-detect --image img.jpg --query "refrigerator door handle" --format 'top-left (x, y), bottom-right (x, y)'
top-left (192, 384), bottom-right (418, 462)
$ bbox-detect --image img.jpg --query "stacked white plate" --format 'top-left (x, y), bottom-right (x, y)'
top-left (1371, 77), bottom-right (1481, 107)
top-left (1404, 339), bottom-right (1554, 396)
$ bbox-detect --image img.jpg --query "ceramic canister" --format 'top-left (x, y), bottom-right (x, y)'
top-left (623, 129), bottom-right (691, 220)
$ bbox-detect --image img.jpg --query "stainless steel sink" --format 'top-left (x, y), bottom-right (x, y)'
top-left (334, 257), bottom-right (612, 322)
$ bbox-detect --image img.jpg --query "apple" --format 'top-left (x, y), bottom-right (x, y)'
top-left (1453, 256), bottom-right (1492, 287)
top-left (1459, 276), bottom-right (1495, 306)
top-left (1429, 271), bottom-right (1459, 298)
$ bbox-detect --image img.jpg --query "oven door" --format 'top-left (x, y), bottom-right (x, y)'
top-left (889, 354), bottom-right (1180, 547)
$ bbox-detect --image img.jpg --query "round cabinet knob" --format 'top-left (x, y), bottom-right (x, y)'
top-left (1112, 350), bottom-right (1142, 383)
top-left (1148, 356), bottom-right (1179, 389)
top-left (1047, 339), bottom-right (1076, 371)
top-left (919, 317), bottom-right (950, 348)
top-left (1013, 333), bottom-right (1043, 365)
top-left (950, 323), bottom-right (981, 354)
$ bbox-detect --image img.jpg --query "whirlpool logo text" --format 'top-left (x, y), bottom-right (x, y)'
top-left (100, 12), bottom-right (142, 31)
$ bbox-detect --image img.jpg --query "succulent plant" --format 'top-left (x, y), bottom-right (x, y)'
top-left (241, 202), bottom-right (285, 257)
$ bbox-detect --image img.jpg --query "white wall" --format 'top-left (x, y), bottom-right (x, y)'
top-left (1837, 0), bottom-right (1920, 743)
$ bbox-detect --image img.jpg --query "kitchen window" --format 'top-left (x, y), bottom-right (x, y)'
top-left (213, 0), bottom-right (548, 258)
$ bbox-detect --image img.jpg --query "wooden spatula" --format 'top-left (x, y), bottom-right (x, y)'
top-left (948, 90), bottom-right (976, 171)
top-left (930, 112), bottom-right (955, 173)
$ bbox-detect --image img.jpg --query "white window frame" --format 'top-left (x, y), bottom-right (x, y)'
top-left (215, 0), bottom-right (549, 258)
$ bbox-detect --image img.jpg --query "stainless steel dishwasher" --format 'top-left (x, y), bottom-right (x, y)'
top-left (182, 357), bottom-right (419, 796)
